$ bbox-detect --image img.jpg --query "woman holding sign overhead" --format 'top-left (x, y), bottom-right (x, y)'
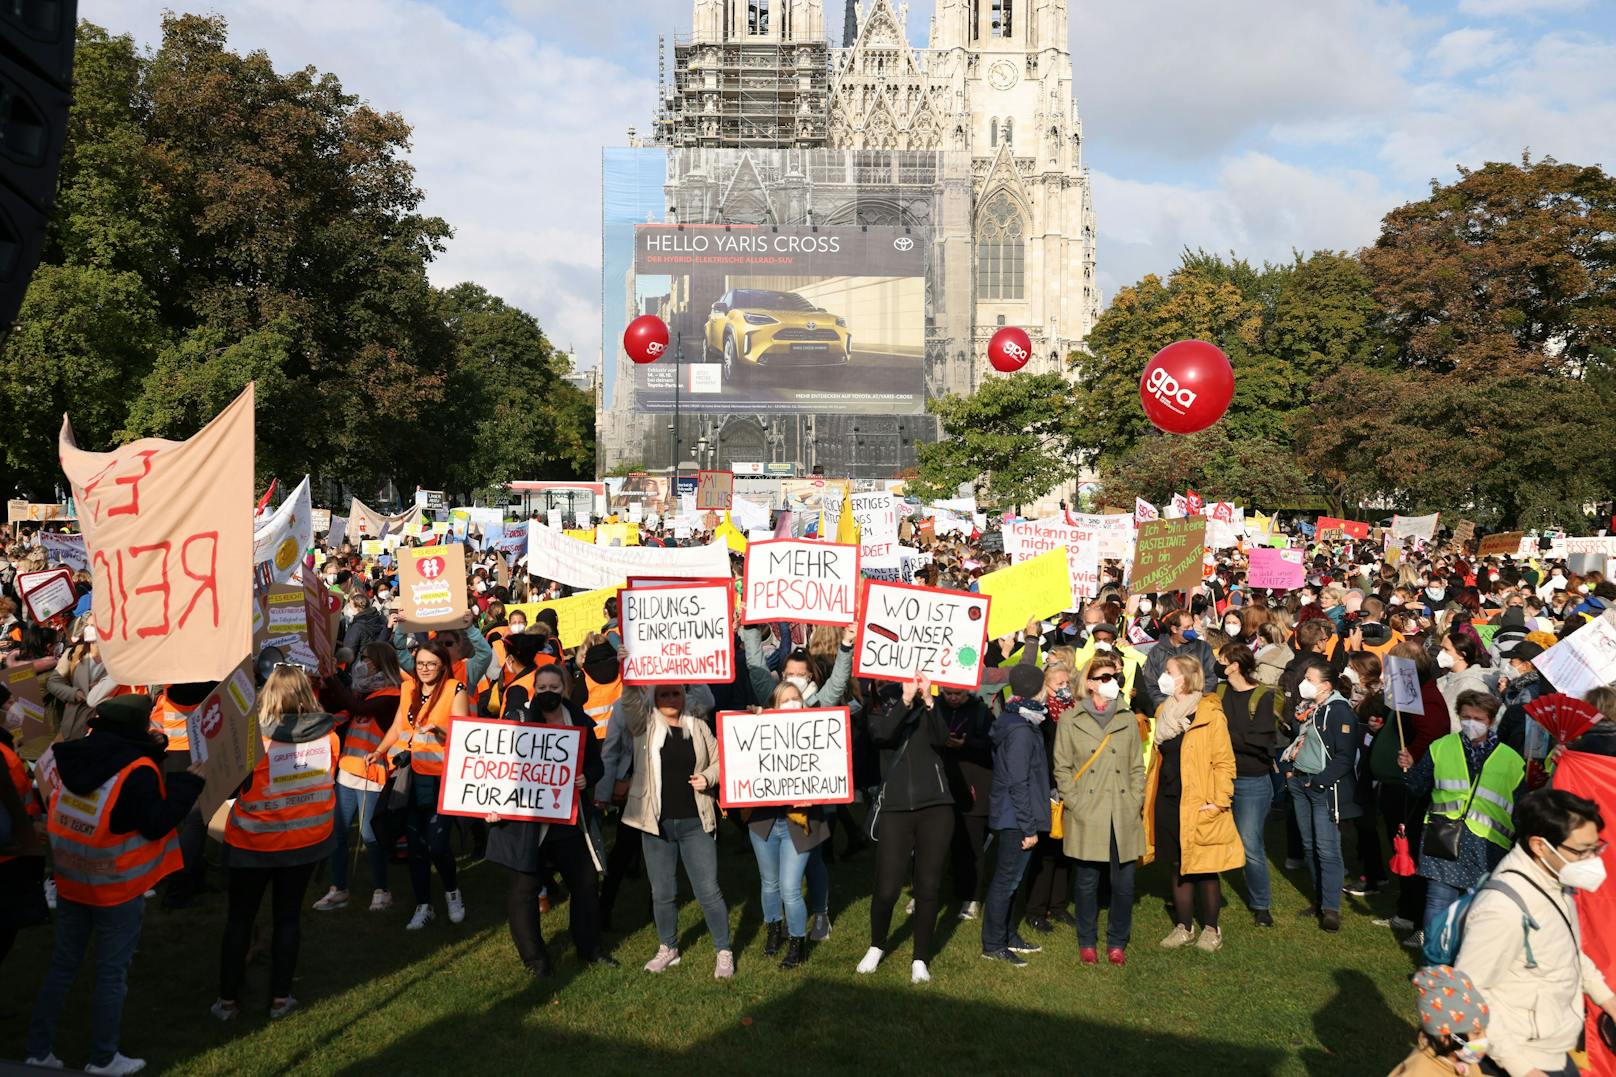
top-left (485, 653), bottom-right (617, 975)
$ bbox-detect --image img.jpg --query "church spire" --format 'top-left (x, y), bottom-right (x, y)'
top-left (842, 0), bottom-right (858, 46)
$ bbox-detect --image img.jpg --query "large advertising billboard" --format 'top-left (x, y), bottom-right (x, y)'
top-left (625, 225), bottom-right (925, 415)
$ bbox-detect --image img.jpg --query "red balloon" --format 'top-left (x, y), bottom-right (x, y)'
top-left (623, 314), bottom-right (670, 364)
top-left (1139, 339), bottom-right (1234, 434)
top-left (987, 326), bottom-right (1032, 372)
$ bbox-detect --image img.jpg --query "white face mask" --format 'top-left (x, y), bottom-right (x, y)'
top-left (1297, 679), bottom-right (1320, 701)
top-left (1137, 600), bottom-right (1153, 615)
top-left (1437, 650), bottom-right (1455, 670)
top-left (325, 574), bottom-right (339, 585)
top-left (785, 675), bottom-right (814, 696)
top-left (1223, 621), bottom-right (1242, 635)
top-left (1156, 672), bottom-right (1178, 697)
top-left (1095, 680), bottom-right (1120, 701)
top-left (779, 699), bottom-right (805, 710)
top-left (1343, 667), bottom-right (1360, 685)
top-left (1093, 640), bottom-right (1113, 652)
top-left (1426, 586), bottom-right (1445, 599)
top-left (1580, 584), bottom-right (1592, 595)
top-left (377, 589), bottom-right (391, 601)
top-left (1460, 718), bottom-right (1491, 742)
top-left (1389, 596), bottom-right (1403, 607)
top-left (1546, 845), bottom-right (1607, 892)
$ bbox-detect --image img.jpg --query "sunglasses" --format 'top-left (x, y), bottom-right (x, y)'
top-left (1087, 673), bottom-right (1118, 683)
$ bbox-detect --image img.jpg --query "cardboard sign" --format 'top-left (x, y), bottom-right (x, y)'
top-left (2, 665), bottom-right (50, 749)
top-left (742, 539), bottom-right (859, 626)
top-left (620, 581), bottom-right (736, 685)
top-left (1247, 547), bottom-right (1305, 591)
top-left (262, 584), bottom-right (320, 671)
top-left (191, 658), bottom-right (261, 823)
top-left (6, 500), bottom-right (73, 523)
top-left (1452, 520), bottom-right (1476, 547)
top-left (398, 544), bottom-right (468, 632)
top-left (17, 568), bottom-right (77, 623)
top-left (437, 717), bottom-right (584, 823)
top-left (1130, 517), bottom-right (1207, 595)
top-left (59, 384), bottom-right (254, 685)
top-left (507, 582), bottom-right (623, 651)
top-left (1314, 516), bottom-right (1369, 541)
top-left (40, 532), bottom-right (88, 572)
top-left (1534, 616), bottom-right (1616, 699)
top-left (977, 547), bottom-right (1077, 641)
top-left (716, 707), bottom-right (854, 808)
top-left (1477, 531), bottom-right (1525, 558)
top-left (695, 470), bottom-right (734, 511)
top-left (854, 580), bottom-right (990, 690)
top-left (1383, 655), bottom-right (1424, 714)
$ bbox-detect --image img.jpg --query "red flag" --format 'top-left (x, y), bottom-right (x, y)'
top-left (1185, 489), bottom-right (1204, 516)
top-left (255, 477), bottom-right (278, 517)
top-left (1552, 751), bottom-right (1616, 1077)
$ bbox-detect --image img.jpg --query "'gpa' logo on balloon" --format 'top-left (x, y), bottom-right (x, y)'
top-left (1145, 367), bottom-right (1197, 414)
top-left (1002, 340), bottom-right (1028, 362)
top-left (646, 340), bottom-right (665, 358)
top-left (417, 556), bottom-right (446, 580)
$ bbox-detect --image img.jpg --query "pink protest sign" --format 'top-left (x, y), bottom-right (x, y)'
top-left (1248, 547), bottom-right (1305, 591)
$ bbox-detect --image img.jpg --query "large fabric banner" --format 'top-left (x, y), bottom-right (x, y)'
top-left (59, 384), bottom-right (255, 684)
top-left (252, 475), bottom-right (312, 584)
top-left (525, 519), bottom-right (730, 590)
top-left (348, 498), bottom-right (423, 539)
top-left (1550, 751), bottom-right (1616, 1077)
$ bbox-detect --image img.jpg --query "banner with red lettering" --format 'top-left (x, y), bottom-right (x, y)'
top-left (59, 384), bottom-right (255, 684)
top-left (1550, 751), bottom-right (1616, 1077)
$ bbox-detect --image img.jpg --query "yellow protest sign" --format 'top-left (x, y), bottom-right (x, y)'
top-left (508, 583), bottom-right (621, 651)
top-left (977, 547), bottom-right (1077, 641)
top-left (565, 529), bottom-right (596, 544)
top-left (594, 523), bottom-right (639, 547)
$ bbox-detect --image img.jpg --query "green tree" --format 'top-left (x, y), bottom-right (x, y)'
top-left (1098, 427), bottom-right (1314, 509)
top-left (909, 372), bottom-right (1080, 508)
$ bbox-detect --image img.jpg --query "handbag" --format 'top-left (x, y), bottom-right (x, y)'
top-left (1053, 732), bottom-right (1115, 840)
top-left (1424, 773), bottom-right (1482, 862)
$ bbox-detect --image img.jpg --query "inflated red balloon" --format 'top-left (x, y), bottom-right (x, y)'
top-left (623, 314), bottom-right (670, 364)
top-left (987, 326), bottom-right (1032, 372)
top-left (1139, 339), bottom-right (1234, 434)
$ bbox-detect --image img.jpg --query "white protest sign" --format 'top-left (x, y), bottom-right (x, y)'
top-left (437, 718), bottom-right (583, 823)
top-left (717, 707), bottom-right (854, 808)
top-left (732, 496), bottom-right (772, 533)
top-left (1391, 513), bottom-right (1441, 542)
top-left (1004, 518), bottom-right (1080, 563)
top-left (1068, 512), bottom-right (1135, 562)
top-left (17, 568), bottom-right (77, 624)
top-left (621, 581), bottom-right (736, 685)
top-left (252, 475), bottom-right (313, 584)
top-left (854, 580), bottom-right (990, 690)
top-left (1533, 616), bottom-right (1616, 698)
top-left (40, 532), bottom-right (88, 572)
top-left (327, 515), bottom-right (348, 549)
top-left (546, 508), bottom-right (563, 531)
top-left (743, 539), bottom-right (859, 626)
top-left (525, 519), bottom-right (730, 590)
top-left (1383, 655), bottom-right (1424, 714)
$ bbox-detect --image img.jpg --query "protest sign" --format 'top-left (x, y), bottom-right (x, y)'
top-left (525, 520), bottom-right (730, 590)
top-left (1004, 518), bottom-right (1080, 562)
top-left (327, 515), bottom-right (348, 548)
top-left (1247, 547), bottom-right (1305, 591)
top-left (6, 500), bottom-right (73, 523)
top-left (262, 584), bottom-right (321, 671)
top-left (398, 544), bottom-right (468, 633)
top-left (348, 498), bottom-right (422, 539)
top-left (60, 383), bottom-right (254, 685)
top-left (1130, 517), bottom-right (1207, 595)
top-left (977, 548), bottom-right (1077, 641)
top-left (310, 508), bottom-right (331, 534)
top-left (854, 581), bottom-right (990, 690)
top-left (1477, 531), bottom-right (1525, 557)
top-left (1135, 498), bottom-right (1159, 524)
top-left (716, 707), bottom-right (854, 809)
top-left (190, 658), bottom-right (261, 823)
top-left (1534, 616), bottom-right (1616, 699)
top-left (695, 469), bottom-right (734, 511)
top-left (507, 583), bottom-right (623, 651)
top-left (438, 718), bottom-right (584, 823)
top-left (620, 581), bottom-right (736, 685)
top-left (17, 568), bottom-right (77, 623)
top-left (1391, 513), bottom-right (1440, 542)
top-left (1452, 520), bottom-right (1476, 547)
top-left (743, 539), bottom-right (859, 626)
top-left (253, 475), bottom-right (312, 585)
top-left (1383, 655), bottom-right (1424, 714)
top-left (1315, 516), bottom-right (1370, 541)
top-left (2, 665), bottom-right (50, 749)
top-left (595, 523), bottom-right (638, 547)
top-left (1068, 512), bottom-right (1135, 561)
top-left (40, 532), bottom-right (87, 572)
top-left (732, 496), bottom-right (772, 533)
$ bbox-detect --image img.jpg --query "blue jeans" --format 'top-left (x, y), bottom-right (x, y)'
top-left (332, 782), bottom-right (389, 892)
top-left (28, 896), bottom-right (145, 1067)
top-left (1232, 774), bottom-right (1275, 911)
top-left (1289, 776), bottom-right (1344, 913)
top-left (1073, 831), bottom-right (1135, 949)
top-left (1423, 879), bottom-right (1464, 936)
top-left (981, 828), bottom-right (1034, 953)
top-left (641, 816), bottom-right (731, 952)
top-left (749, 816), bottom-right (812, 937)
top-left (807, 843), bottom-right (828, 915)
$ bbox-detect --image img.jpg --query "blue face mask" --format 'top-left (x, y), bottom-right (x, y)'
top-left (1183, 628), bottom-right (1199, 641)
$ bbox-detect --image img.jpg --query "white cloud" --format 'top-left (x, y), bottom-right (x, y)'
top-left (1458, 0), bottom-right (1590, 16)
top-left (1427, 27), bottom-right (1511, 77)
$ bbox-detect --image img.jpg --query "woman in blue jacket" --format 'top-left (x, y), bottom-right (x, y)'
top-left (980, 662), bottom-right (1051, 966)
top-left (1283, 658), bottom-right (1362, 933)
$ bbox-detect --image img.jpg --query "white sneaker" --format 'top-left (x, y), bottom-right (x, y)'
top-left (1372, 916), bottom-right (1415, 931)
top-left (958, 900), bottom-right (980, 921)
top-left (911, 960), bottom-right (931, 984)
top-left (856, 946), bottom-right (884, 974)
top-left (644, 945), bottom-right (681, 973)
top-left (209, 998), bottom-right (239, 1022)
top-left (84, 1054), bottom-right (146, 1076)
top-left (369, 889), bottom-right (393, 912)
top-left (445, 889), bottom-right (466, 924)
top-left (406, 903), bottom-right (434, 930)
top-left (312, 887), bottom-right (349, 912)
top-left (24, 1055), bottom-right (63, 1070)
top-left (43, 877), bottom-right (56, 910)
top-left (904, 896), bottom-right (916, 915)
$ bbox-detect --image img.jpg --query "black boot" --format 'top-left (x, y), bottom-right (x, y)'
top-left (779, 936), bottom-right (807, 970)
top-left (764, 920), bottom-right (784, 957)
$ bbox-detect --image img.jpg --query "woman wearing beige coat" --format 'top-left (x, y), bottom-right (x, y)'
top-left (1053, 651), bottom-right (1146, 966)
top-left (620, 681), bottom-right (734, 979)
top-left (43, 622), bottom-right (107, 742)
top-left (1144, 655), bottom-right (1244, 953)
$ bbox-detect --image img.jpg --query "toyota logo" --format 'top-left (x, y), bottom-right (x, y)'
top-left (893, 236), bottom-right (914, 252)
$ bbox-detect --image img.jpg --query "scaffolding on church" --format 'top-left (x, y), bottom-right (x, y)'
top-left (655, 34), bottom-right (830, 148)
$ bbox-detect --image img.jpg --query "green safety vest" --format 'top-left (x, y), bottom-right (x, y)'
top-left (1425, 734), bottom-right (1526, 851)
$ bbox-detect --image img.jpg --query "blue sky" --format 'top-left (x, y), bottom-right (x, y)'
top-left (83, 0), bottom-right (1616, 371)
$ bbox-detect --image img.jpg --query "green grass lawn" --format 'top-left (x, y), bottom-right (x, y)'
top-left (4, 814), bottom-right (1426, 1076)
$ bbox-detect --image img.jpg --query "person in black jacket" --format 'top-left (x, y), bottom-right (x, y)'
top-left (938, 684), bottom-right (994, 920)
top-left (1282, 659), bottom-right (1362, 933)
top-left (856, 674), bottom-right (955, 985)
top-left (340, 588), bottom-right (390, 653)
top-left (484, 662), bottom-right (616, 976)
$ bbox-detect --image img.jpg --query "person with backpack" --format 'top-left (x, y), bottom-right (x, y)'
top-left (1282, 658), bottom-right (1362, 933)
top-left (1454, 788), bottom-right (1616, 1077)
top-left (1399, 689), bottom-right (1523, 953)
top-left (1215, 644), bottom-right (1278, 927)
top-left (979, 662), bottom-right (1050, 967)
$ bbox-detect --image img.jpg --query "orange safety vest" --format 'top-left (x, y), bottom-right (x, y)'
top-left (1, 742), bottom-right (39, 864)
top-left (489, 667), bottom-right (540, 721)
top-left (338, 687), bottom-right (402, 785)
top-left (46, 756), bottom-right (183, 906)
top-left (396, 676), bottom-right (459, 777)
top-left (151, 689), bottom-right (197, 754)
top-left (224, 731), bottom-right (339, 853)
top-left (582, 673), bottom-right (622, 740)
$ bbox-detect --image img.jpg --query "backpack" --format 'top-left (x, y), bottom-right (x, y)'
top-left (1292, 707), bottom-right (1331, 775)
top-left (1421, 869), bottom-right (1565, 968)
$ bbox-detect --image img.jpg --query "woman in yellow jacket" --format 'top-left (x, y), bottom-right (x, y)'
top-left (1144, 655), bottom-right (1244, 953)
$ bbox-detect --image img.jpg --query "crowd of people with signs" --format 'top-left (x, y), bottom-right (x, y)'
top-left (9, 384), bottom-right (1616, 1075)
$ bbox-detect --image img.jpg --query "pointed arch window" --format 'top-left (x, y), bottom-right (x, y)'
top-left (977, 193), bottom-right (1024, 301)
top-left (1002, 118), bottom-right (1013, 145)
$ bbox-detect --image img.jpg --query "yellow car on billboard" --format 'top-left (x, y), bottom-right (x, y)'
top-left (703, 288), bottom-right (850, 381)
